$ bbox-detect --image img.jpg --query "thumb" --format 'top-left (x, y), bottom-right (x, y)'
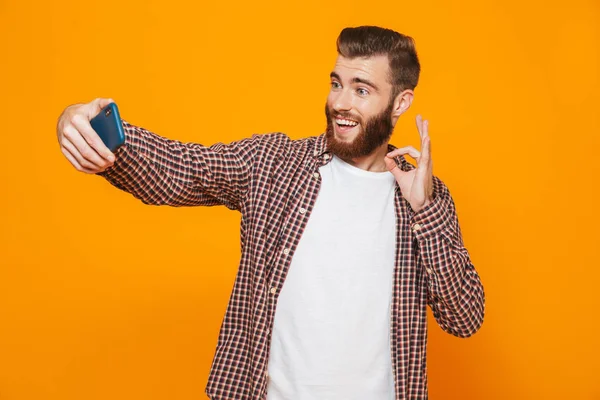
top-left (87, 97), bottom-right (115, 119)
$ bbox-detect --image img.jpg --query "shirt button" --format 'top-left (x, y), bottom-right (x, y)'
top-left (323, 153), bottom-right (330, 160)
top-left (269, 287), bottom-right (277, 294)
top-left (313, 172), bottom-right (320, 179)
top-left (283, 248), bottom-right (290, 255)
top-left (412, 223), bottom-right (422, 231)
top-left (299, 207), bottom-right (306, 214)
top-left (426, 268), bottom-right (433, 274)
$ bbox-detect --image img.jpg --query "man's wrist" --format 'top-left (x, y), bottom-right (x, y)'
top-left (409, 178), bottom-right (452, 240)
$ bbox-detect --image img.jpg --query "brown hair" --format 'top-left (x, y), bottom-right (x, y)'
top-left (336, 26), bottom-right (420, 100)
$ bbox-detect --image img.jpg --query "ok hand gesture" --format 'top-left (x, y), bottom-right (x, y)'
top-left (384, 115), bottom-right (434, 213)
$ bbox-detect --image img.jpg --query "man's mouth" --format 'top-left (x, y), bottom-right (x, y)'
top-left (334, 117), bottom-right (359, 134)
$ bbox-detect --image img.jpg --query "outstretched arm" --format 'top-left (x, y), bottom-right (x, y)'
top-left (56, 98), bottom-right (258, 211)
top-left (97, 120), bottom-right (258, 210)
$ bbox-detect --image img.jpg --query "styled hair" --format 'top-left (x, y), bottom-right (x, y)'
top-left (336, 26), bottom-right (421, 100)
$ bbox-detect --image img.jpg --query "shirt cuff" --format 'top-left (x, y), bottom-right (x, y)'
top-left (408, 176), bottom-right (453, 240)
top-left (96, 120), bottom-right (135, 179)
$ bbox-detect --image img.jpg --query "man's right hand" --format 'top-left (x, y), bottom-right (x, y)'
top-left (57, 97), bottom-right (117, 174)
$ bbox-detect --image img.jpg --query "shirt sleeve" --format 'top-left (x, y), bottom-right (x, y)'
top-left (96, 120), bottom-right (258, 211)
top-left (409, 175), bottom-right (486, 338)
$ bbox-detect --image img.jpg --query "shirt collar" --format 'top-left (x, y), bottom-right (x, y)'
top-left (313, 133), bottom-right (329, 158)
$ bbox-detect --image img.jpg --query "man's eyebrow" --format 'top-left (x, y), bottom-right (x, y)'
top-left (329, 71), bottom-right (380, 92)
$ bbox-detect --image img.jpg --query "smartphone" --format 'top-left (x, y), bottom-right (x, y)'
top-left (90, 102), bottom-right (125, 152)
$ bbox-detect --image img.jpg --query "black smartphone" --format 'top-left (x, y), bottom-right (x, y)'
top-left (90, 102), bottom-right (125, 152)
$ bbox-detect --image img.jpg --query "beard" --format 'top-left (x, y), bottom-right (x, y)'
top-left (325, 98), bottom-right (395, 159)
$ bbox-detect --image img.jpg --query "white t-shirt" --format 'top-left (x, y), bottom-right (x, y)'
top-left (266, 154), bottom-right (397, 400)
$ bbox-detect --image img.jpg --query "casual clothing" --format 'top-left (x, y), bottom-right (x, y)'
top-left (98, 121), bottom-right (486, 400)
top-left (265, 154), bottom-right (397, 400)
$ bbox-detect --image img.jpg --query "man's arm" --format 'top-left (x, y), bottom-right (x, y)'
top-left (97, 120), bottom-right (258, 210)
top-left (56, 98), bottom-right (258, 211)
top-left (410, 176), bottom-right (485, 338)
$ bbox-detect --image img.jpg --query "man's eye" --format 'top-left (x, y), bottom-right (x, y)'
top-left (331, 82), bottom-right (341, 88)
top-left (357, 88), bottom-right (369, 96)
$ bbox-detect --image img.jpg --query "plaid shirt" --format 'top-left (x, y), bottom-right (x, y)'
top-left (98, 121), bottom-right (485, 400)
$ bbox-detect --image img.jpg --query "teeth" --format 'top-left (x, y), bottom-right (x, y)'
top-left (335, 118), bottom-right (358, 126)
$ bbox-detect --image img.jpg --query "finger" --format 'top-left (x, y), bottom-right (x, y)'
top-left (418, 137), bottom-right (430, 169)
top-left (386, 146), bottom-right (421, 161)
top-left (63, 125), bottom-right (104, 169)
top-left (416, 114), bottom-right (424, 138)
top-left (61, 135), bottom-right (100, 171)
top-left (421, 121), bottom-right (432, 168)
top-left (423, 136), bottom-right (433, 169)
top-left (70, 113), bottom-right (115, 162)
top-left (61, 145), bottom-right (97, 174)
top-left (420, 119), bottom-right (429, 144)
top-left (416, 141), bottom-right (430, 176)
top-left (63, 124), bottom-right (108, 169)
top-left (415, 137), bottom-right (433, 189)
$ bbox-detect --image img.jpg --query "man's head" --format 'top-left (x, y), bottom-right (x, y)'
top-left (325, 26), bottom-right (420, 159)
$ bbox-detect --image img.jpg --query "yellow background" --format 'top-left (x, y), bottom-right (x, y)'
top-left (1, 0), bottom-right (599, 398)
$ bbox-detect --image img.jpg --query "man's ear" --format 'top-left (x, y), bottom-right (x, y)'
top-left (392, 89), bottom-right (414, 119)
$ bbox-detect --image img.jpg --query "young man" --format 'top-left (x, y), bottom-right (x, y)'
top-left (56, 26), bottom-right (485, 400)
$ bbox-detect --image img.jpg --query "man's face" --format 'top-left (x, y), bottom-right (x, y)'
top-left (325, 54), bottom-right (396, 159)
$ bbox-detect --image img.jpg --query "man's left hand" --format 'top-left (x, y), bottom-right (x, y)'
top-left (384, 114), bottom-right (434, 213)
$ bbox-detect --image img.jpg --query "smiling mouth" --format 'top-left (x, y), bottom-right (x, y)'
top-left (335, 117), bottom-right (358, 126)
top-left (334, 117), bottom-right (359, 134)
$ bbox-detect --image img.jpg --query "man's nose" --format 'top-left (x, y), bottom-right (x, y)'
top-left (333, 90), bottom-right (352, 112)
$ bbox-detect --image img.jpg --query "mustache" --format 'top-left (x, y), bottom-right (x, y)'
top-left (333, 114), bottom-right (361, 123)
top-left (326, 108), bottom-right (362, 124)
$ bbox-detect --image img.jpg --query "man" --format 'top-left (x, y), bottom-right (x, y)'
top-left (56, 26), bottom-right (485, 400)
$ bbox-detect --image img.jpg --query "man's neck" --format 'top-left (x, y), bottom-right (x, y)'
top-left (335, 142), bottom-right (390, 173)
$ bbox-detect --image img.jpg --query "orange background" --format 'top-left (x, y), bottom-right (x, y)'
top-left (1, 0), bottom-right (599, 399)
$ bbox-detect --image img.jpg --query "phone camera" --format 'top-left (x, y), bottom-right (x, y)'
top-left (105, 108), bottom-right (112, 116)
